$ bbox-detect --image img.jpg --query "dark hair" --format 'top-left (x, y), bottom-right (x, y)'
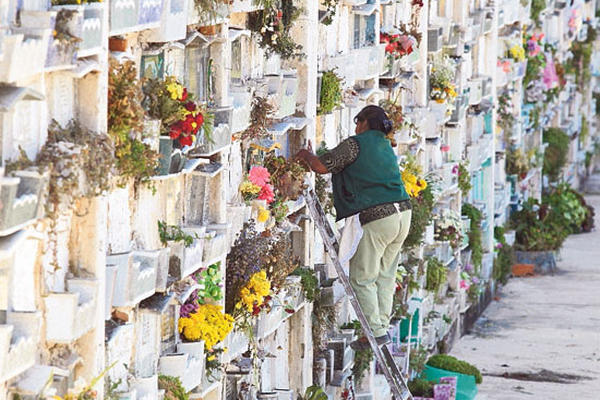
top-left (354, 105), bottom-right (396, 146)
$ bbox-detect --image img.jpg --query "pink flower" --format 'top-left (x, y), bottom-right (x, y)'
top-left (258, 183), bottom-right (275, 204)
top-left (452, 164), bottom-right (459, 175)
top-left (441, 145), bottom-right (450, 152)
top-left (248, 166), bottom-right (271, 187)
top-left (459, 280), bottom-right (470, 290)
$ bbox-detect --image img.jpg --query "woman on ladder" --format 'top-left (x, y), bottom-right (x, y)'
top-left (296, 105), bottom-right (412, 350)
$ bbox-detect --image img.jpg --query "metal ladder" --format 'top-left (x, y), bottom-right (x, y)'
top-left (304, 185), bottom-right (413, 400)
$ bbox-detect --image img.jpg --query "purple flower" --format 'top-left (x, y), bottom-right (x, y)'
top-left (496, 243), bottom-right (503, 249)
top-left (464, 263), bottom-right (474, 273)
top-left (452, 164), bottom-right (459, 175)
top-left (471, 276), bottom-right (480, 285)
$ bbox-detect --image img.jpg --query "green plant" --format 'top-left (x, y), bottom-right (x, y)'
top-left (580, 115), bottom-right (589, 146)
top-left (543, 183), bottom-right (588, 234)
top-left (530, 0), bottom-right (546, 25)
top-left (340, 320), bottom-right (373, 383)
top-left (108, 59), bottom-right (160, 186)
top-left (193, 262), bottom-right (223, 303)
top-left (298, 385), bottom-right (328, 400)
top-left (462, 204), bottom-right (483, 271)
top-left (404, 174), bottom-right (436, 249)
top-left (158, 375), bottom-right (189, 400)
top-left (248, 0), bottom-right (303, 60)
top-left (593, 92), bottom-right (600, 114)
top-left (457, 162), bottom-right (472, 197)
top-left (511, 198), bottom-right (569, 251)
top-left (505, 148), bottom-right (530, 178)
top-left (566, 41), bottom-right (592, 88)
top-left (425, 257), bottom-right (446, 294)
top-left (407, 378), bottom-right (434, 397)
top-left (293, 267), bottom-right (319, 302)
top-left (318, 70), bottom-right (343, 115)
top-left (409, 346), bottom-right (428, 375)
top-left (158, 221), bottom-right (199, 247)
top-left (543, 127), bottom-right (570, 182)
top-left (426, 354), bottom-right (482, 384)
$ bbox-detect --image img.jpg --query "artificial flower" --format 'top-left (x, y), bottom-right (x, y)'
top-left (248, 166), bottom-right (271, 186)
top-left (258, 183), bottom-right (275, 204)
top-left (257, 206), bottom-right (270, 223)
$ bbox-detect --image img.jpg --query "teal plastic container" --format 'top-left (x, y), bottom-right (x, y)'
top-left (399, 308), bottom-right (420, 342)
top-left (423, 365), bottom-right (478, 400)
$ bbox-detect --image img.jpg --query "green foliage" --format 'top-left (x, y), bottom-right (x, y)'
top-left (426, 354), bottom-right (483, 384)
top-left (530, 0), bottom-right (546, 26)
top-left (158, 220), bottom-right (198, 247)
top-left (340, 320), bottom-right (374, 383)
top-left (543, 128), bottom-right (570, 182)
top-left (293, 267), bottom-right (320, 302)
top-left (462, 204), bottom-right (483, 271)
top-left (353, 347), bottom-right (374, 384)
top-left (511, 198), bottom-right (569, 251)
top-left (108, 59), bottom-right (160, 186)
top-left (493, 227), bottom-right (514, 285)
top-left (425, 257), bottom-right (446, 293)
top-left (580, 116), bottom-right (589, 146)
top-left (193, 262), bottom-right (223, 303)
top-left (318, 70), bottom-right (343, 115)
top-left (543, 184), bottom-right (588, 234)
top-left (320, 0), bottom-right (338, 25)
top-left (158, 375), bottom-right (189, 400)
top-left (566, 41), bottom-right (592, 87)
top-left (298, 385), bottom-right (328, 400)
top-left (523, 50), bottom-right (546, 87)
top-left (505, 148), bottom-right (530, 177)
top-left (407, 378), bottom-right (434, 397)
top-left (457, 162), bottom-right (472, 197)
top-left (409, 346), bottom-right (428, 375)
top-left (248, 0), bottom-right (303, 60)
top-left (404, 175), bottom-right (436, 249)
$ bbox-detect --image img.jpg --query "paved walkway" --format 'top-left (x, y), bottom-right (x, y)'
top-left (450, 195), bottom-right (600, 400)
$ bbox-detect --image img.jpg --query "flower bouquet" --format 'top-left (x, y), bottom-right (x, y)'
top-left (433, 209), bottom-right (463, 249)
top-left (381, 30), bottom-right (417, 60)
top-left (239, 165), bottom-right (275, 205)
top-left (178, 303), bottom-right (234, 349)
top-left (143, 76), bottom-right (213, 147)
top-left (429, 56), bottom-right (458, 104)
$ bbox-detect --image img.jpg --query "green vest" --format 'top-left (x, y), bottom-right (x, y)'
top-left (332, 130), bottom-right (409, 221)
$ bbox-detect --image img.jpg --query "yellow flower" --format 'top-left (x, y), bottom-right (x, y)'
top-left (166, 77), bottom-right (184, 101)
top-left (238, 270), bottom-right (271, 312)
top-left (207, 355), bottom-right (216, 361)
top-left (239, 181), bottom-right (262, 196)
top-left (178, 304), bottom-right (234, 349)
top-left (257, 206), bottom-right (270, 223)
top-left (402, 170), bottom-right (427, 197)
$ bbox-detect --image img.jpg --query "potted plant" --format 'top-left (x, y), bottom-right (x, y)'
top-left (510, 198), bottom-right (568, 274)
top-left (423, 354), bottom-right (481, 400)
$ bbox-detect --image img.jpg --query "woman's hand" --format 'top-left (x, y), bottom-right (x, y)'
top-left (295, 143), bottom-right (329, 174)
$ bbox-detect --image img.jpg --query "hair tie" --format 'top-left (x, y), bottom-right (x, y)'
top-left (383, 119), bottom-right (394, 133)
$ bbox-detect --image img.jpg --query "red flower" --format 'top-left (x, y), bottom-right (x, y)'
top-left (179, 134), bottom-right (193, 147)
top-left (258, 184), bottom-right (275, 204)
top-left (184, 101), bottom-right (196, 112)
top-left (284, 308), bottom-right (295, 314)
top-left (385, 43), bottom-right (396, 53)
top-left (195, 113), bottom-right (204, 127)
top-left (181, 88), bottom-right (188, 102)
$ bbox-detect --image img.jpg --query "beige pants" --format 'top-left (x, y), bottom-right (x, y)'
top-left (349, 209), bottom-right (412, 337)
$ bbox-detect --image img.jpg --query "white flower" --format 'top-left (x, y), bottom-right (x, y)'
top-left (261, 27), bottom-right (267, 34)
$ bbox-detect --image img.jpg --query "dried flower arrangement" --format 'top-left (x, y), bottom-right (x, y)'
top-left (248, 0), bottom-right (304, 60)
top-left (108, 59), bottom-right (160, 186)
